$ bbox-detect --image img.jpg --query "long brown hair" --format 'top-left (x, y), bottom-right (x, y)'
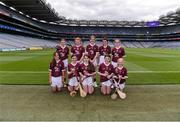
top-left (84, 54), bottom-right (95, 72)
top-left (51, 52), bottom-right (59, 68)
top-left (89, 61), bottom-right (95, 72)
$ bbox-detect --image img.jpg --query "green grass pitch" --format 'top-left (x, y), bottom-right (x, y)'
top-left (1, 48), bottom-right (180, 121)
top-left (0, 48), bottom-right (180, 85)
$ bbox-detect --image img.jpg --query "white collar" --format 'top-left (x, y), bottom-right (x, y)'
top-left (71, 62), bottom-right (77, 66)
top-left (75, 45), bottom-right (81, 48)
top-left (90, 43), bottom-right (95, 47)
top-left (60, 45), bottom-right (66, 49)
top-left (103, 45), bottom-right (108, 48)
top-left (115, 46), bottom-right (121, 49)
top-left (118, 66), bottom-right (124, 70)
top-left (104, 62), bottom-right (110, 66)
top-left (83, 62), bottom-right (89, 66)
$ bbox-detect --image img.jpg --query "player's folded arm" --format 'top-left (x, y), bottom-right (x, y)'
top-left (89, 71), bottom-right (96, 76)
top-left (122, 76), bottom-right (128, 79)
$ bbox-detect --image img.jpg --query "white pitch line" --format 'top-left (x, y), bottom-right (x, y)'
top-left (0, 71), bottom-right (47, 73)
top-left (0, 71), bottom-right (180, 74)
top-left (129, 71), bottom-right (180, 73)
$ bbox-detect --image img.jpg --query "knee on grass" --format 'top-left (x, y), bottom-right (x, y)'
top-left (88, 86), bottom-right (94, 94)
top-left (51, 86), bottom-right (61, 93)
top-left (101, 86), bottom-right (111, 95)
top-left (68, 86), bottom-right (74, 92)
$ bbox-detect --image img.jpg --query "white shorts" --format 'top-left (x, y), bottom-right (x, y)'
top-left (82, 77), bottom-right (94, 86)
top-left (111, 61), bottom-right (117, 67)
top-left (101, 80), bottom-right (112, 87)
top-left (92, 59), bottom-right (98, 66)
top-left (62, 59), bottom-right (68, 68)
top-left (51, 76), bottom-right (63, 88)
top-left (68, 77), bottom-right (79, 87)
top-left (114, 82), bottom-right (125, 90)
top-left (99, 55), bottom-right (105, 65)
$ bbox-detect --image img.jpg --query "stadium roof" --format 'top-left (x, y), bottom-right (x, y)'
top-left (159, 8), bottom-right (180, 26)
top-left (1, 0), bottom-right (180, 27)
top-left (0, 0), bottom-right (64, 22)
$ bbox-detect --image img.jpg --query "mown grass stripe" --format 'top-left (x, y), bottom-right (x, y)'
top-left (0, 71), bottom-right (180, 73)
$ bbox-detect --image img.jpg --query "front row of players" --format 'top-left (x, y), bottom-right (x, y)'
top-left (49, 52), bottom-right (128, 99)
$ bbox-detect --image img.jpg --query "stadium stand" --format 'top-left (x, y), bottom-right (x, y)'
top-left (0, 33), bottom-right (57, 49)
top-left (0, 0), bottom-right (179, 49)
top-left (1, 32), bottom-right (180, 50)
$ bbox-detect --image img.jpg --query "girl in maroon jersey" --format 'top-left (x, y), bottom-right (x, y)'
top-left (71, 37), bottom-right (85, 63)
top-left (86, 35), bottom-right (99, 87)
top-left (67, 55), bottom-right (81, 92)
top-left (56, 38), bottom-right (69, 87)
top-left (49, 52), bottom-right (65, 93)
top-left (112, 39), bottom-right (125, 67)
top-left (86, 35), bottom-right (99, 66)
top-left (98, 55), bottom-right (114, 95)
top-left (99, 37), bottom-right (111, 65)
top-left (113, 58), bottom-right (128, 91)
top-left (79, 54), bottom-right (96, 94)
top-left (56, 38), bottom-right (69, 68)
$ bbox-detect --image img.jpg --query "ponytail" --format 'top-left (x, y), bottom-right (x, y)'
top-left (88, 61), bottom-right (95, 72)
top-left (51, 52), bottom-right (58, 68)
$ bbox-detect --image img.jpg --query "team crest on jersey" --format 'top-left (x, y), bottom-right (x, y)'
top-left (54, 66), bottom-right (59, 72)
top-left (115, 53), bottom-right (119, 57)
top-left (75, 50), bottom-right (80, 54)
top-left (121, 70), bottom-right (124, 75)
top-left (105, 67), bottom-right (109, 71)
top-left (61, 52), bottom-right (64, 57)
top-left (102, 67), bottom-right (105, 71)
top-left (85, 66), bottom-right (88, 70)
top-left (90, 50), bottom-right (94, 54)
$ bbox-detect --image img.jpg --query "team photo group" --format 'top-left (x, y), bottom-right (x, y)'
top-left (49, 35), bottom-right (128, 99)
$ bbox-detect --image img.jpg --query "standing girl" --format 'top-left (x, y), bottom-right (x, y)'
top-left (112, 39), bottom-right (125, 67)
top-left (56, 38), bottom-right (69, 86)
top-left (86, 35), bottom-right (99, 87)
top-left (56, 38), bottom-right (69, 68)
top-left (86, 35), bottom-right (99, 66)
top-left (71, 37), bottom-right (85, 63)
top-left (99, 38), bottom-right (111, 65)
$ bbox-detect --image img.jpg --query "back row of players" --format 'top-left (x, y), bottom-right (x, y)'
top-left (49, 35), bottom-right (128, 96)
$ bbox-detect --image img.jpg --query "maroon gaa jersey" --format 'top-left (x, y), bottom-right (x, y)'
top-left (71, 45), bottom-right (85, 60)
top-left (86, 44), bottom-right (99, 60)
top-left (112, 47), bottom-right (125, 62)
top-left (68, 62), bottom-right (81, 79)
top-left (49, 60), bottom-right (65, 77)
top-left (80, 63), bottom-right (95, 76)
top-left (114, 67), bottom-right (128, 84)
top-left (99, 45), bottom-right (111, 56)
top-left (99, 63), bottom-right (114, 82)
top-left (56, 45), bottom-right (69, 60)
